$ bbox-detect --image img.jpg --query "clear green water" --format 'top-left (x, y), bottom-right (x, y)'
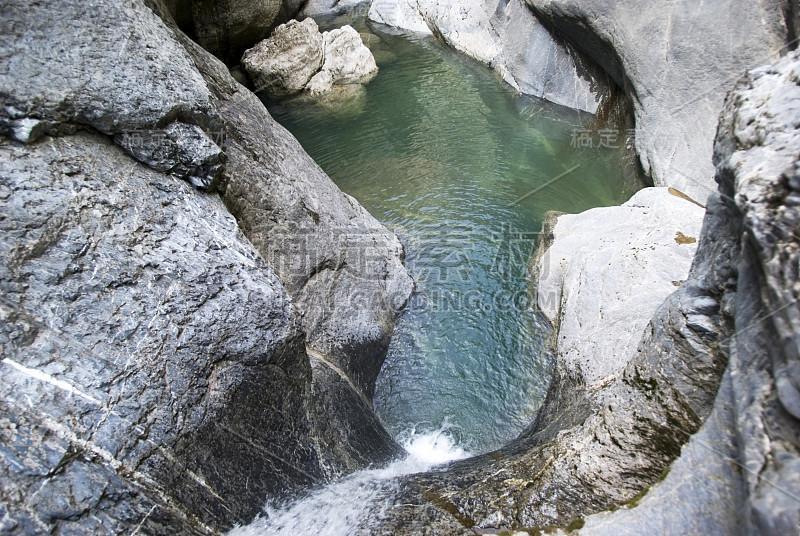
top-left (266, 19), bottom-right (643, 454)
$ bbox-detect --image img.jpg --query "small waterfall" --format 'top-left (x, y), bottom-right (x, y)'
top-left (227, 426), bottom-right (469, 536)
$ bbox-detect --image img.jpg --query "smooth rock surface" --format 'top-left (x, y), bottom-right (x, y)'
top-left (569, 45), bottom-right (800, 536)
top-left (537, 186), bottom-right (705, 385)
top-left (368, 0), bottom-right (607, 113)
top-left (300, 0), bottom-right (371, 17)
top-left (368, 0), bottom-right (433, 35)
top-left (524, 0), bottom-right (789, 202)
top-left (241, 18), bottom-right (325, 98)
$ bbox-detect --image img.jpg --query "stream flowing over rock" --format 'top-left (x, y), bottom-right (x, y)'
top-left (364, 50), bottom-right (800, 536)
top-left (0, 0), bottom-right (412, 533)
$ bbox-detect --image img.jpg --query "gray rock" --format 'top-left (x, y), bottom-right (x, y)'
top-left (242, 19), bottom-right (379, 100)
top-left (307, 26), bottom-right (379, 96)
top-left (368, 0), bottom-right (607, 113)
top-left (163, 0), bottom-right (306, 64)
top-left (524, 0), bottom-right (789, 202)
top-left (711, 50), bottom-right (800, 535)
top-left (568, 45), bottom-right (800, 536)
top-left (571, 370), bottom-right (747, 536)
top-left (241, 18), bottom-right (325, 98)
top-left (0, 0), bottom-right (225, 191)
top-left (0, 133), bottom-right (312, 533)
top-left (1, 0), bottom-right (413, 533)
top-left (368, 0), bottom-right (433, 34)
top-left (300, 0), bottom-right (371, 18)
top-left (178, 23), bottom-right (414, 397)
top-left (536, 187), bottom-right (705, 386)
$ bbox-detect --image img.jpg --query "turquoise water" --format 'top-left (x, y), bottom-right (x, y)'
top-left (266, 20), bottom-right (643, 454)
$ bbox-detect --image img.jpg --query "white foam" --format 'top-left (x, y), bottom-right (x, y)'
top-left (227, 425), bottom-right (470, 536)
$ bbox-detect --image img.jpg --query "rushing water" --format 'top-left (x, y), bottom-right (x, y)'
top-left (267, 17), bottom-right (642, 456)
top-left (228, 426), bottom-right (469, 536)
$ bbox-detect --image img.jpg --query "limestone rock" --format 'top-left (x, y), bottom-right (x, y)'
top-left (241, 18), bottom-right (325, 98)
top-left (368, 0), bottom-right (433, 35)
top-left (524, 0), bottom-right (789, 202)
top-left (710, 49), bottom-right (800, 535)
top-left (561, 45), bottom-right (800, 536)
top-left (307, 26), bottom-right (379, 96)
top-left (301, 0), bottom-right (371, 18)
top-left (0, 132), bottom-right (311, 534)
top-left (537, 187), bottom-right (705, 385)
top-left (188, 31), bottom-right (412, 398)
top-left (242, 19), bottom-right (379, 99)
top-left (368, 0), bottom-right (608, 113)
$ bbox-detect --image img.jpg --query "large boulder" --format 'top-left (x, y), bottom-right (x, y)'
top-left (524, 0), bottom-right (788, 202)
top-left (242, 19), bottom-right (379, 99)
top-left (307, 26), bottom-right (379, 95)
top-left (0, 132), bottom-right (311, 534)
top-left (536, 187), bottom-right (705, 388)
top-left (241, 17), bottom-right (325, 98)
top-left (368, 0), bottom-right (608, 113)
top-left (1, 0), bottom-right (411, 533)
